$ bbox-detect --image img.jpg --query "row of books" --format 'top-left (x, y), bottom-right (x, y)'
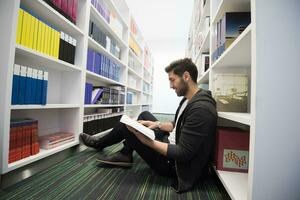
top-left (85, 83), bottom-right (125, 105)
top-left (16, 7), bottom-right (60, 59)
top-left (12, 64), bottom-right (48, 105)
top-left (128, 55), bottom-right (141, 74)
top-left (197, 53), bottom-right (210, 78)
top-left (84, 109), bottom-right (124, 123)
top-left (89, 20), bottom-right (107, 49)
top-left (129, 36), bottom-right (141, 58)
top-left (127, 76), bottom-right (138, 90)
top-left (59, 31), bottom-right (76, 65)
top-left (44, 0), bottom-right (77, 24)
top-left (39, 132), bottom-right (75, 150)
top-left (86, 48), bottom-right (121, 82)
top-left (213, 74), bottom-right (248, 113)
top-left (126, 91), bottom-right (136, 104)
top-left (215, 127), bottom-right (249, 173)
top-left (9, 119), bottom-right (39, 163)
top-left (212, 12), bottom-right (251, 63)
top-left (143, 82), bottom-right (151, 94)
top-left (89, 21), bottom-right (121, 60)
top-left (83, 115), bottom-right (122, 135)
top-left (91, 0), bottom-right (110, 23)
top-left (16, 7), bottom-right (77, 64)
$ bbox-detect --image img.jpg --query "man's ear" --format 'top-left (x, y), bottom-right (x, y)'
top-left (183, 71), bottom-right (190, 81)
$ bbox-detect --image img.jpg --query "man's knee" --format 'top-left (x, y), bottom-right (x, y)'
top-left (138, 111), bottom-right (153, 119)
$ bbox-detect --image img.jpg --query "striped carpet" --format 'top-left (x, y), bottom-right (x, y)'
top-left (0, 144), bottom-right (230, 200)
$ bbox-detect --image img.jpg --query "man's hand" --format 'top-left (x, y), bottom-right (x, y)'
top-left (126, 125), bottom-right (168, 156)
top-left (138, 120), bottom-right (159, 129)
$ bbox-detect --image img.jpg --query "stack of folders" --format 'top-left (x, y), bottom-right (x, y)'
top-left (16, 7), bottom-right (77, 64)
top-left (39, 132), bottom-right (75, 150)
top-left (44, 0), bottom-right (78, 24)
top-left (12, 64), bottom-right (48, 105)
top-left (9, 119), bottom-right (39, 163)
top-left (86, 48), bottom-right (121, 81)
top-left (91, 0), bottom-right (110, 23)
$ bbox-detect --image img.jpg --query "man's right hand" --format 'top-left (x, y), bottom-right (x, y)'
top-left (138, 120), bottom-right (159, 130)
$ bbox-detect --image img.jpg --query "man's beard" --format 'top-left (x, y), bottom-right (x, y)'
top-left (176, 78), bottom-right (189, 96)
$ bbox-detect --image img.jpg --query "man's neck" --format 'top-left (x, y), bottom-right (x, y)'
top-left (185, 84), bottom-right (200, 100)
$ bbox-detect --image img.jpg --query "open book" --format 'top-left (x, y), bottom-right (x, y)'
top-left (120, 115), bottom-right (155, 140)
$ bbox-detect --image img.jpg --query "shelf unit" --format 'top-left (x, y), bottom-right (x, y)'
top-left (0, 0), bottom-right (154, 174)
top-left (187, 0), bottom-right (300, 199)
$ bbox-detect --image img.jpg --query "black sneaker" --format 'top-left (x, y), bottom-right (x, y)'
top-left (96, 151), bottom-right (133, 167)
top-left (80, 133), bottom-right (102, 149)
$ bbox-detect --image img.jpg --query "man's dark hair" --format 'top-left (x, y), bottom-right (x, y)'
top-left (165, 58), bottom-right (198, 83)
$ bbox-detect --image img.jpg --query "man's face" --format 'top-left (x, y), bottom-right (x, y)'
top-left (168, 71), bottom-right (189, 97)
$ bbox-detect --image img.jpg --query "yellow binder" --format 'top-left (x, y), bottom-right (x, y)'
top-left (16, 9), bottom-right (24, 44)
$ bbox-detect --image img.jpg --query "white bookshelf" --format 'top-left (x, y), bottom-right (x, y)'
top-left (214, 168), bottom-right (248, 200)
top-left (15, 45), bottom-right (82, 72)
top-left (188, 0), bottom-right (300, 199)
top-left (0, 0), bottom-right (153, 174)
top-left (218, 112), bottom-right (250, 125)
top-left (11, 104), bottom-right (80, 110)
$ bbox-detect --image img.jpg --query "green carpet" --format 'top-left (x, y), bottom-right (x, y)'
top-left (0, 144), bottom-right (230, 200)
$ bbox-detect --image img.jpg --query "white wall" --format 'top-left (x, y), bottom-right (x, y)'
top-left (250, 0), bottom-right (300, 199)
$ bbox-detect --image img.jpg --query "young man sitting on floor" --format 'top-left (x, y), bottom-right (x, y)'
top-left (80, 58), bottom-right (217, 193)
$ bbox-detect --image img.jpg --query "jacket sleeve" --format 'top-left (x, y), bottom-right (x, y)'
top-left (166, 107), bottom-right (215, 162)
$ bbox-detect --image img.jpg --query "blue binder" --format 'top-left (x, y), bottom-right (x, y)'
top-left (12, 64), bottom-right (21, 105)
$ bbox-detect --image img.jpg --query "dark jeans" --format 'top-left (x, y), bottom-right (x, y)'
top-left (97, 111), bottom-right (176, 177)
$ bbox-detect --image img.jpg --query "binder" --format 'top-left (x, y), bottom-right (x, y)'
top-left (18, 66), bottom-right (27, 105)
top-left (32, 17), bottom-right (39, 51)
top-left (36, 70), bottom-right (44, 104)
top-left (24, 67), bottom-right (33, 104)
top-left (12, 64), bottom-right (21, 105)
top-left (40, 22), bottom-right (46, 54)
top-left (59, 31), bottom-right (64, 61)
top-left (20, 10), bottom-right (29, 47)
top-left (31, 69), bottom-right (38, 104)
top-left (87, 48), bottom-right (94, 72)
top-left (36, 20), bottom-right (43, 52)
top-left (16, 9), bottom-right (24, 44)
top-left (41, 71), bottom-right (48, 105)
top-left (50, 28), bottom-right (54, 57)
top-left (28, 14), bottom-right (34, 49)
top-left (64, 33), bottom-right (70, 63)
top-left (72, 0), bottom-right (77, 23)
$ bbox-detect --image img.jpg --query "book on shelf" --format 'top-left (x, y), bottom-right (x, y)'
top-left (120, 115), bottom-right (155, 140)
top-left (17, 7), bottom-right (61, 59)
top-left (12, 65), bottom-right (48, 105)
top-left (213, 74), bottom-right (248, 112)
top-left (215, 127), bottom-right (249, 173)
top-left (9, 119), bottom-right (39, 163)
top-left (44, 0), bottom-right (78, 24)
top-left (39, 132), bottom-right (75, 149)
top-left (86, 48), bottom-right (121, 82)
top-left (212, 12), bottom-right (251, 62)
top-left (83, 113), bottom-right (122, 135)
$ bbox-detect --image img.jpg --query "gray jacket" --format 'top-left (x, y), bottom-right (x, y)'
top-left (166, 89), bottom-right (217, 193)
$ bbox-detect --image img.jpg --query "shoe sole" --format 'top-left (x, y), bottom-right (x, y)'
top-left (96, 159), bottom-right (133, 167)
